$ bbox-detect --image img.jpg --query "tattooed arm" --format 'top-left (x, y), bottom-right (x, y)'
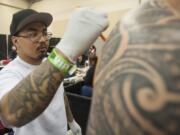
top-left (0, 60), bottom-right (64, 127)
top-left (87, 0), bottom-right (180, 135)
top-left (0, 7), bottom-right (108, 128)
top-left (0, 8), bottom-right (108, 128)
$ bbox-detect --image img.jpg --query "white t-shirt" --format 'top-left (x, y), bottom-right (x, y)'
top-left (0, 56), bottom-right (67, 135)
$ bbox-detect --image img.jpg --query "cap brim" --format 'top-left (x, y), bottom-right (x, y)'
top-left (16, 12), bottom-right (53, 32)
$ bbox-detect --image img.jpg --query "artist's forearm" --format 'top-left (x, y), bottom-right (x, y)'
top-left (0, 60), bottom-right (64, 127)
top-left (64, 94), bottom-right (73, 123)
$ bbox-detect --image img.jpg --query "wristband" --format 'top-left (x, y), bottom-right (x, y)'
top-left (48, 48), bottom-right (76, 75)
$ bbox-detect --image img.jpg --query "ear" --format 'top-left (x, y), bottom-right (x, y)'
top-left (165, 0), bottom-right (180, 15)
top-left (11, 36), bottom-right (19, 50)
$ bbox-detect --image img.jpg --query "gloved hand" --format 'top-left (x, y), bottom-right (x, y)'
top-left (56, 7), bottom-right (109, 61)
top-left (69, 120), bottom-right (82, 135)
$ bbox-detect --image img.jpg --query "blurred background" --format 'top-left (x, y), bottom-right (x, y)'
top-left (0, 0), bottom-right (145, 59)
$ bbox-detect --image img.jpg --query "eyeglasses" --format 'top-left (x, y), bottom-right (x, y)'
top-left (16, 31), bottom-right (53, 43)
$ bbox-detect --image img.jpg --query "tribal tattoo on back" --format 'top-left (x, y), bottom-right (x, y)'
top-left (87, 1), bottom-right (180, 135)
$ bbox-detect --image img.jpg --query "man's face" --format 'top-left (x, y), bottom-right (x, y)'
top-left (12, 22), bottom-right (50, 64)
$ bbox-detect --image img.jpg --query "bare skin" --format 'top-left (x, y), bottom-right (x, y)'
top-left (87, 0), bottom-right (180, 135)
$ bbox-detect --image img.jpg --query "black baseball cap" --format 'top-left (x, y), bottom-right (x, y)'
top-left (10, 9), bottom-right (53, 36)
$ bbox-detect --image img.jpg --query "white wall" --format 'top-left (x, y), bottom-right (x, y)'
top-left (0, 0), bottom-right (140, 36)
top-left (0, 0), bottom-right (28, 9)
top-left (31, 0), bottom-right (139, 37)
top-left (0, 0), bottom-right (29, 34)
top-left (31, 0), bottom-right (139, 21)
top-left (30, 0), bottom-right (139, 55)
top-left (0, 6), bottom-right (19, 34)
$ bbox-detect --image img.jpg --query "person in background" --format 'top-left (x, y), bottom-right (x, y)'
top-left (84, 45), bottom-right (97, 67)
top-left (81, 54), bottom-right (97, 97)
top-left (86, 0), bottom-right (180, 135)
top-left (0, 8), bottom-right (108, 135)
top-left (88, 45), bottom-right (96, 56)
top-left (76, 55), bottom-right (84, 68)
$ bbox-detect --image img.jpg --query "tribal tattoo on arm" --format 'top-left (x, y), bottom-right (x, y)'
top-left (0, 60), bottom-right (64, 127)
top-left (87, 1), bottom-right (180, 135)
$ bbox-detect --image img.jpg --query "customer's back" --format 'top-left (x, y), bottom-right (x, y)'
top-left (87, 0), bottom-right (180, 135)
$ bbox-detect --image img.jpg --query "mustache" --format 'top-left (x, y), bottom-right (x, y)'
top-left (37, 44), bottom-right (48, 50)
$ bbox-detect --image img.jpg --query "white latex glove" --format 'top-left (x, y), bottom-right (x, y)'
top-left (69, 120), bottom-right (82, 135)
top-left (56, 7), bottom-right (109, 61)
